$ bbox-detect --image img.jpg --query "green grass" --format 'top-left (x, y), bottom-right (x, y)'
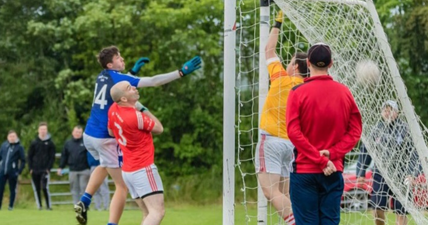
top-left (0, 203), bottom-right (420, 225)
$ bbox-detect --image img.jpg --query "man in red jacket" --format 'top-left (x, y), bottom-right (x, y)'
top-left (286, 43), bottom-right (362, 225)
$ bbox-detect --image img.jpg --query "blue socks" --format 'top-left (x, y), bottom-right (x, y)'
top-left (80, 192), bottom-right (92, 208)
top-left (107, 223), bottom-right (118, 225)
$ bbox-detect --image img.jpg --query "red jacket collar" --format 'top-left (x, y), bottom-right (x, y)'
top-left (304, 75), bottom-right (332, 82)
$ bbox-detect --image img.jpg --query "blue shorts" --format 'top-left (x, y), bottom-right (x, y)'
top-left (290, 172), bottom-right (344, 225)
top-left (371, 173), bottom-right (407, 214)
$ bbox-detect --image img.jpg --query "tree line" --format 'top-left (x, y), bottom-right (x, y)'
top-left (0, 0), bottom-right (427, 183)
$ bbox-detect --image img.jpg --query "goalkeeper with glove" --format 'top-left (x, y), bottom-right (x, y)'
top-left (254, 10), bottom-right (308, 225)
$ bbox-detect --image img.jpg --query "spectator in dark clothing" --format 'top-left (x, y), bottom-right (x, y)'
top-left (0, 130), bottom-right (26, 210)
top-left (356, 100), bottom-right (419, 225)
top-left (28, 122), bottom-right (56, 210)
top-left (58, 125), bottom-right (91, 204)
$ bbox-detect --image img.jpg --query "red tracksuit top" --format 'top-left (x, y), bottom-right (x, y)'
top-left (286, 75), bottom-right (362, 173)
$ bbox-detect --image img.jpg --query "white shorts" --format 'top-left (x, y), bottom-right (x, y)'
top-left (122, 164), bottom-right (164, 199)
top-left (83, 133), bottom-right (122, 168)
top-left (255, 133), bottom-right (294, 177)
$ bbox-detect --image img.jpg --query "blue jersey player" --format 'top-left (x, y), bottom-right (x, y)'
top-left (74, 46), bottom-right (201, 225)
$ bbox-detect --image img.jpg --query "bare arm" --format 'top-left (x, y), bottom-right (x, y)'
top-left (265, 27), bottom-right (280, 60)
top-left (143, 111), bottom-right (164, 135)
top-left (265, 11), bottom-right (283, 60)
top-left (137, 71), bottom-right (181, 87)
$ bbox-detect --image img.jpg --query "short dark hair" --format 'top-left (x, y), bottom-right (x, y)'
top-left (8, 130), bottom-right (16, 135)
top-left (74, 125), bottom-right (83, 130)
top-left (294, 52), bottom-right (309, 78)
top-left (39, 122), bottom-right (48, 127)
top-left (98, 46), bottom-right (120, 69)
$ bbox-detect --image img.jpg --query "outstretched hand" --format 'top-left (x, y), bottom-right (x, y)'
top-left (130, 57), bottom-right (150, 75)
top-left (179, 56), bottom-right (202, 77)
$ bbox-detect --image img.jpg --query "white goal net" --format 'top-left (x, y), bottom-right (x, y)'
top-left (234, 0), bottom-right (428, 224)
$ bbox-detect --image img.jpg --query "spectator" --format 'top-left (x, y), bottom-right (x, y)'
top-left (0, 130), bottom-right (26, 210)
top-left (28, 122), bottom-right (56, 210)
top-left (357, 100), bottom-right (418, 225)
top-left (58, 126), bottom-right (91, 204)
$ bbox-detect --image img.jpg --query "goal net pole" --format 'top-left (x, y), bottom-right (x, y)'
top-left (223, 0), bottom-right (236, 224)
top-left (257, 1), bottom-right (270, 225)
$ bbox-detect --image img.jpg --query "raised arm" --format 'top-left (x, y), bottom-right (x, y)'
top-left (265, 11), bottom-right (283, 60)
top-left (142, 111), bottom-right (163, 135)
top-left (135, 102), bottom-right (163, 135)
top-left (137, 56), bottom-right (202, 87)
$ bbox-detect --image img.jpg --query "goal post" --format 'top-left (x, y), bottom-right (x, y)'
top-left (257, 1), bottom-right (270, 225)
top-left (231, 0), bottom-right (428, 225)
top-left (223, 0), bottom-right (236, 224)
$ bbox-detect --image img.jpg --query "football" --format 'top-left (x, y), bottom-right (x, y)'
top-left (355, 59), bottom-right (381, 85)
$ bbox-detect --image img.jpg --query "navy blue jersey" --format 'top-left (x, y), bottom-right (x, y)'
top-left (85, 70), bottom-right (140, 138)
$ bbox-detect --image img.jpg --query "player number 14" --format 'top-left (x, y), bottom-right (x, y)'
top-left (93, 83), bottom-right (108, 109)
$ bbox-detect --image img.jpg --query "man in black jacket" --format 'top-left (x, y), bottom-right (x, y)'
top-left (0, 130), bottom-right (26, 210)
top-left (28, 122), bottom-right (56, 210)
top-left (58, 125), bottom-right (90, 204)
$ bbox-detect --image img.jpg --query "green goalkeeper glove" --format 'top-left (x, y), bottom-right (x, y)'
top-left (179, 56), bottom-right (202, 77)
top-left (273, 11), bottom-right (283, 29)
top-left (129, 57), bottom-right (150, 75)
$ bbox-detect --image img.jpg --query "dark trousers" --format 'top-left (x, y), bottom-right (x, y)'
top-left (290, 172), bottom-right (344, 225)
top-left (371, 172), bottom-right (407, 214)
top-left (31, 171), bottom-right (51, 209)
top-left (0, 173), bottom-right (18, 209)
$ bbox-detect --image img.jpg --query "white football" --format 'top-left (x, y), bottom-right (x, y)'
top-left (355, 60), bottom-right (381, 85)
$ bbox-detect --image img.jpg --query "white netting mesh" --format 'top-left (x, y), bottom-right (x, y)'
top-left (236, 0), bottom-right (428, 224)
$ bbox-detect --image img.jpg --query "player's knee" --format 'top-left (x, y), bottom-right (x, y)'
top-left (113, 180), bottom-right (128, 190)
top-left (157, 208), bottom-right (165, 219)
top-left (261, 187), bottom-right (279, 200)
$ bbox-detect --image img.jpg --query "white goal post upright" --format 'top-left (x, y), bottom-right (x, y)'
top-left (257, 1), bottom-right (270, 225)
top-left (223, 0), bottom-right (236, 224)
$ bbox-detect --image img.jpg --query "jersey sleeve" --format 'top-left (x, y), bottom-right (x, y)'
top-left (110, 71), bottom-right (140, 87)
top-left (266, 56), bottom-right (288, 82)
top-left (136, 112), bottom-right (155, 132)
top-left (328, 92), bottom-right (362, 161)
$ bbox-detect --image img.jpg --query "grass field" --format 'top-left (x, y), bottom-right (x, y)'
top-left (0, 203), bottom-right (419, 225)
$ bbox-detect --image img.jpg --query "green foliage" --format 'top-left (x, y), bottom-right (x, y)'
top-left (377, 0), bottom-right (428, 123)
top-left (0, 0), bottom-right (428, 204)
top-left (0, 0), bottom-right (223, 181)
